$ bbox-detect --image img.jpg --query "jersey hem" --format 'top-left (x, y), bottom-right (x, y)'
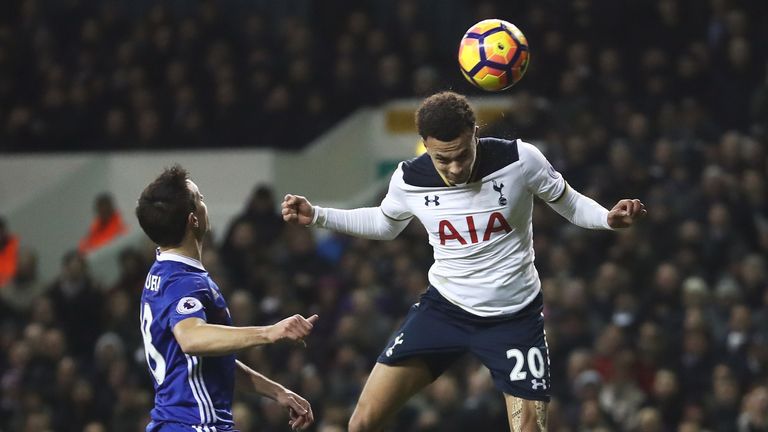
top-left (428, 282), bottom-right (542, 318)
top-left (149, 419), bottom-right (235, 431)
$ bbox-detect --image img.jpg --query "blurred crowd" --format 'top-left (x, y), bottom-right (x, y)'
top-left (2, 0), bottom-right (764, 152)
top-left (0, 0), bottom-right (460, 151)
top-left (2, 0), bottom-right (768, 431)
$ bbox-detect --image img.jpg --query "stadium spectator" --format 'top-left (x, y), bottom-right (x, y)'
top-left (78, 193), bottom-right (128, 254)
top-left (0, 248), bottom-right (42, 315)
top-left (738, 386), bottom-right (768, 431)
top-left (598, 349), bottom-right (646, 429)
top-left (0, 217), bottom-right (20, 287)
top-left (47, 250), bottom-right (104, 358)
top-left (645, 369), bottom-right (683, 430)
top-left (227, 184), bottom-right (283, 248)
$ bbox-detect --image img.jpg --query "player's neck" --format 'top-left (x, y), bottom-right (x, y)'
top-left (160, 239), bottom-right (203, 263)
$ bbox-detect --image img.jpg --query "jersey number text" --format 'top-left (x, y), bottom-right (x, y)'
top-left (506, 347), bottom-right (546, 381)
top-left (141, 302), bottom-right (167, 385)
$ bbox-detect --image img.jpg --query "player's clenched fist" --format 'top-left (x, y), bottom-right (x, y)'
top-left (281, 194), bottom-right (315, 225)
top-left (607, 198), bottom-right (647, 228)
top-left (267, 314), bottom-right (319, 344)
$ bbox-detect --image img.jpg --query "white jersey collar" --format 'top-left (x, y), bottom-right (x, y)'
top-left (156, 249), bottom-right (205, 271)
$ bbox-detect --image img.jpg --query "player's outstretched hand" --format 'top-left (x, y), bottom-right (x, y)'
top-left (607, 199), bottom-right (647, 228)
top-left (267, 314), bottom-right (319, 345)
top-left (282, 194), bottom-right (315, 225)
top-left (276, 389), bottom-right (314, 431)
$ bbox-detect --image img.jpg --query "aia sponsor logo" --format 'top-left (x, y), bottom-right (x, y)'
top-left (438, 211), bottom-right (512, 245)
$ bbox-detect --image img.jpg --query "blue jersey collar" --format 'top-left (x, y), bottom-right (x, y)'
top-left (156, 250), bottom-right (205, 271)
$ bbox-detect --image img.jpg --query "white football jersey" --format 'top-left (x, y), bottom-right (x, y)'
top-left (381, 138), bottom-right (565, 316)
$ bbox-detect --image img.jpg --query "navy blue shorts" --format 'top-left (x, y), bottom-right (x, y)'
top-left (147, 422), bottom-right (237, 432)
top-left (377, 286), bottom-right (550, 401)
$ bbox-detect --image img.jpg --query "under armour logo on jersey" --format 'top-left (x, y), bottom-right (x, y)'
top-left (492, 180), bottom-right (507, 205)
top-left (386, 333), bottom-right (404, 357)
top-left (531, 378), bottom-right (547, 390)
top-left (424, 195), bottom-right (440, 206)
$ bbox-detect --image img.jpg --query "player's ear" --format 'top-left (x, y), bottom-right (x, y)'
top-left (421, 137), bottom-right (431, 154)
top-left (188, 212), bottom-right (199, 229)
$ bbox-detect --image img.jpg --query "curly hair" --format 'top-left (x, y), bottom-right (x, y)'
top-left (135, 165), bottom-right (195, 247)
top-left (415, 91), bottom-right (476, 141)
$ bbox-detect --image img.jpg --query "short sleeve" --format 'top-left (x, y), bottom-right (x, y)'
top-left (518, 141), bottom-right (566, 202)
top-left (167, 277), bottom-right (211, 328)
top-left (380, 165), bottom-right (413, 221)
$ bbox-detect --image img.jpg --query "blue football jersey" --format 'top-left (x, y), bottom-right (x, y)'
top-left (140, 251), bottom-right (235, 431)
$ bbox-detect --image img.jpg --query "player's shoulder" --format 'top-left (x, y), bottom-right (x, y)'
top-left (472, 137), bottom-right (521, 179)
top-left (399, 153), bottom-right (444, 187)
top-left (514, 139), bottom-right (546, 160)
top-left (160, 271), bottom-right (211, 303)
top-left (515, 139), bottom-right (558, 176)
top-left (478, 136), bottom-right (520, 155)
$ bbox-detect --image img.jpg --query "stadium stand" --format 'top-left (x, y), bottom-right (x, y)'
top-left (1, 0), bottom-right (767, 431)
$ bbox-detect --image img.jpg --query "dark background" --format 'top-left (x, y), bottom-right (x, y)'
top-left (1, 0), bottom-right (767, 431)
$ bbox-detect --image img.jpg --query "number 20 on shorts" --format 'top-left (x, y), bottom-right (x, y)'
top-left (506, 347), bottom-right (546, 381)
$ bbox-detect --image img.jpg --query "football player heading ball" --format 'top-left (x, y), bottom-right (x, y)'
top-left (282, 92), bottom-right (646, 431)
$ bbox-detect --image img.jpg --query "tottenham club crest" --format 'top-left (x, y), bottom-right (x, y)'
top-left (492, 180), bottom-right (507, 206)
top-left (176, 297), bottom-right (203, 315)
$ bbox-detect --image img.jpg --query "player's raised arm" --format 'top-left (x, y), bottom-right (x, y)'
top-left (518, 140), bottom-right (645, 230)
top-left (547, 185), bottom-right (646, 230)
top-left (172, 314), bottom-right (319, 356)
top-left (281, 170), bottom-right (413, 240)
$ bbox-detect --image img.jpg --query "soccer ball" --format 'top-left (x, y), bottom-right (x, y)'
top-left (458, 19), bottom-right (530, 91)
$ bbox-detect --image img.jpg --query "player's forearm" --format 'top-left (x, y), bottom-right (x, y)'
top-left (235, 360), bottom-right (285, 400)
top-left (176, 323), bottom-right (273, 356)
top-left (547, 185), bottom-right (612, 230)
top-left (311, 206), bottom-right (408, 240)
